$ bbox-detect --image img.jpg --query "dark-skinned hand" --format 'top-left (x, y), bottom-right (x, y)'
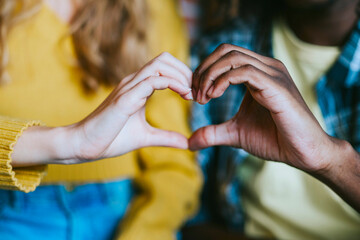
top-left (189, 43), bottom-right (345, 174)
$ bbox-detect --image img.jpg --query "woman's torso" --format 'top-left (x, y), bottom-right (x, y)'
top-left (0, 0), bottom-right (189, 183)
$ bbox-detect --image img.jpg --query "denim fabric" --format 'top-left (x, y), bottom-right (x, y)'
top-left (0, 179), bottom-right (134, 240)
top-left (189, 17), bottom-right (360, 230)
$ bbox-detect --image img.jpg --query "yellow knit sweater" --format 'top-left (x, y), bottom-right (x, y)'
top-left (0, 1), bottom-right (202, 239)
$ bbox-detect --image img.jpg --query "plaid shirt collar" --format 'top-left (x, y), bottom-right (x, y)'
top-left (327, 20), bottom-right (360, 88)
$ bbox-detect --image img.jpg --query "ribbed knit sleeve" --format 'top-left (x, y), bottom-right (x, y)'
top-left (0, 116), bottom-right (47, 193)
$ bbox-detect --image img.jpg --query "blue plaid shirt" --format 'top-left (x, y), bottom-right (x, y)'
top-left (190, 18), bottom-right (360, 229)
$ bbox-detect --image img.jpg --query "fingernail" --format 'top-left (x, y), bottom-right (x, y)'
top-left (207, 85), bottom-right (215, 96)
top-left (189, 144), bottom-right (199, 151)
top-left (192, 88), bottom-right (196, 99)
top-left (196, 89), bottom-right (201, 102)
top-left (185, 91), bottom-right (193, 100)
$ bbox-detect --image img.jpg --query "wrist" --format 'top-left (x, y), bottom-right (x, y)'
top-left (312, 137), bottom-right (357, 182)
top-left (310, 137), bottom-right (360, 212)
top-left (11, 125), bottom-right (77, 166)
top-left (45, 125), bottom-right (79, 164)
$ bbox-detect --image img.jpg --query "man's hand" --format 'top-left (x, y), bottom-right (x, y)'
top-left (189, 43), bottom-right (342, 174)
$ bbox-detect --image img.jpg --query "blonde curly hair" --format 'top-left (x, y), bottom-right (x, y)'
top-left (0, 0), bottom-right (149, 93)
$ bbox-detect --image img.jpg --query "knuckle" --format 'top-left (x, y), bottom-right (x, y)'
top-left (202, 68), bottom-right (213, 82)
top-left (128, 94), bottom-right (145, 109)
top-left (271, 73), bottom-right (292, 91)
top-left (146, 61), bottom-right (161, 74)
top-left (121, 92), bottom-right (136, 105)
top-left (159, 51), bottom-right (171, 59)
top-left (146, 58), bottom-right (157, 68)
top-left (271, 69), bottom-right (284, 79)
top-left (217, 43), bottom-right (232, 53)
top-left (227, 50), bottom-right (240, 58)
top-left (242, 64), bottom-right (256, 72)
top-left (151, 59), bottom-right (161, 68)
top-left (281, 77), bottom-right (293, 89)
top-left (143, 76), bottom-right (157, 85)
top-left (273, 59), bottom-right (286, 70)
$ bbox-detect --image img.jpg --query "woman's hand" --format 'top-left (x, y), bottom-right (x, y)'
top-left (189, 43), bottom-right (343, 174)
top-left (12, 52), bottom-right (193, 165)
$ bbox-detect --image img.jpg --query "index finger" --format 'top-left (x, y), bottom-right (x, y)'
top-left (194, 43), bottom-right (276, 78)
top-left (192, 43), bottom-right (284, 99)
top-left (157, 52), bottom-right (193, 86)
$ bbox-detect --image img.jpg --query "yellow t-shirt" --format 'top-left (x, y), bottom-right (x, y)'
top-left (0, 1), bottom-right (202, 239)
top-left (241, 20), bottom-right (360, 240)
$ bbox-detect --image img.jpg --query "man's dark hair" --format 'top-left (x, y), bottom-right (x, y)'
top-left (200, 0), bottom-right (280, 31)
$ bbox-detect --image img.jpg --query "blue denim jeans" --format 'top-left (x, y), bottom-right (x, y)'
top-left (0, 179), bottom-right (134, 240)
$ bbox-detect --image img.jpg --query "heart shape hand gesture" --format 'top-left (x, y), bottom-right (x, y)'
top-left (13, 46), bottom-right (357, 211)
top-left (13, 47), bottom-right (343, 176)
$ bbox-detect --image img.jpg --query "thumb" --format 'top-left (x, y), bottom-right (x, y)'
top-left (146, 127), bottom-right (189, 149)
top-left (189, 121), bottom-right (236, 151)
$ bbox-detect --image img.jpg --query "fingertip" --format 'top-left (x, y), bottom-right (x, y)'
top-left (178, 141), bottom-right (189, 150)
top-left (165, 139), bottom-right (188, 149)
top-left (185, 90), bottom-right (194, 100)
top-left (197, 95), bottom-right (209, 105)
top-left (188, 136), bottom-right (201, 151)
top-left (188, 144), bottom-right (200, 151)
top-left (203, 98), bottom-right (211, 104)
top-left (208, 86), bottom-right (225, 99)
top-left (180, 87), bottom-right (193, 100)
top-left (192, 74), bottom-right (199, 97)
top-left (158, 131), bottom-right (189, 149)
top-left (207, 85), bottom-right (215, 96)
top-left (199, 88), bottom-right (213, 104)
top-left (189, 146), bottom-right (198, 151)
top-left (196, 89), bottom-right (201, 103)
top-left (191, 88), bottom-right (197, 100)
top-left (170, 136), bottom-right (189, 149)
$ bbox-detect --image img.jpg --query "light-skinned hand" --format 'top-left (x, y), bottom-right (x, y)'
top-left (12, 52), bottom-right (193, 165)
